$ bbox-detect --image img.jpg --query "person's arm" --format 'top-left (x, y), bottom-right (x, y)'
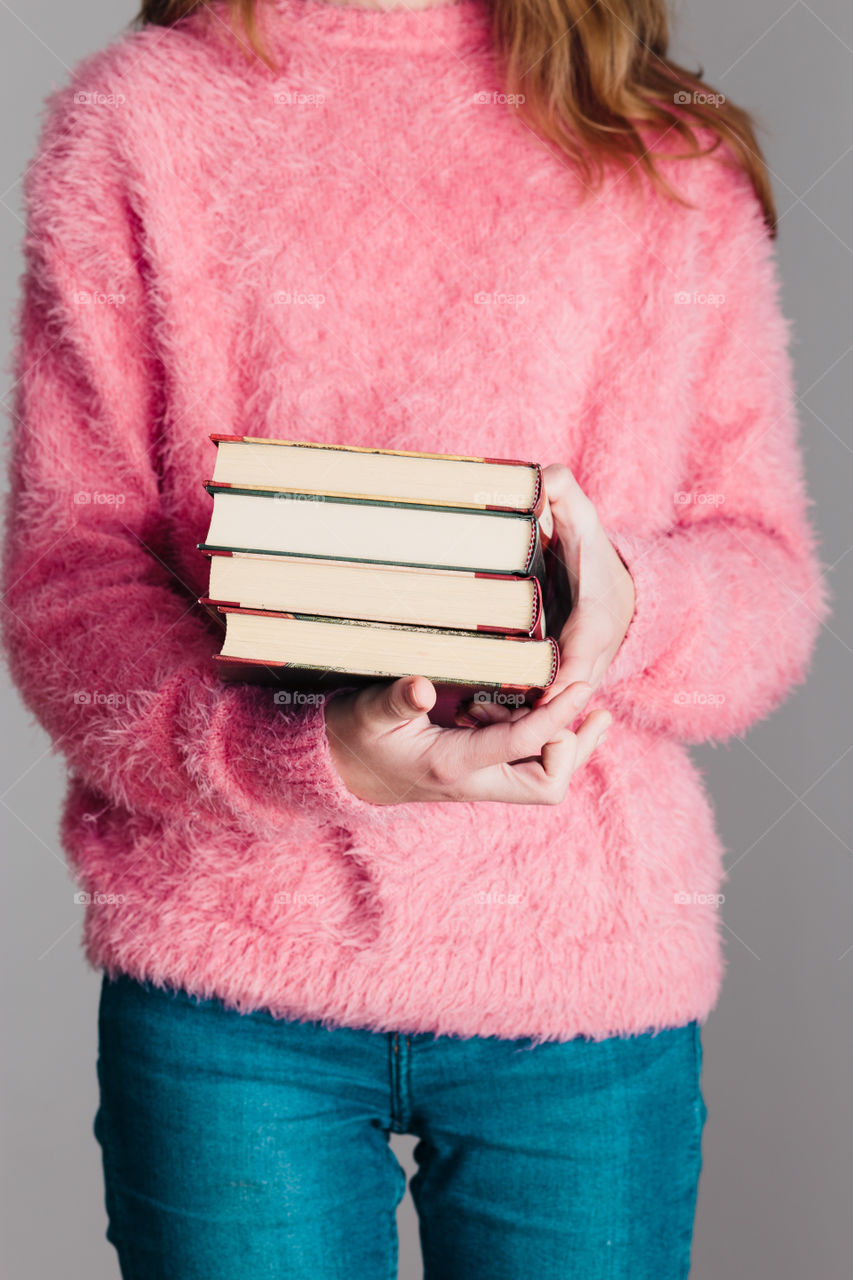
top-left (1, 79), bottom-right (382, 832)
top-left (529, 161), bottom-right (826, 745)
top-left (468, 162), bottom-right (829, 745)
top-left (594, 161), bottom-right (829, 741)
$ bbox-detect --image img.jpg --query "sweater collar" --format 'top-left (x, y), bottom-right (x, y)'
top-left (260, 0), bottom-right (494, 53)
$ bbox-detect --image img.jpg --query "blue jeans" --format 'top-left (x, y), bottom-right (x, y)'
top-left (94, 974), bottom-right (706, 1279)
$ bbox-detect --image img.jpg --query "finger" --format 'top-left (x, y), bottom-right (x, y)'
top-left (453, 711), bottom-right (612, 805)
top-left (448, 758), bottom-right (553, 803)
top-left (450, 684), bottom-right (589, 772)
top-left (504, 712), bottom-right (608, 796)
top-left (535, 678), bottom-right (592, 715)
top-left (541, 462), bottom-right (577, 505)
top-left (542, 464), bottom-right (597, 540)
top-left (571, 709), bottom-right (612, 771)
top-left (447, 745), bottom-right (574, 804)
top-left (363, 675), bottom-right (436, 729)
top-left (539, 730), bottom-right (579, 787)
top-left (538, 612), bottom-right (608, 705)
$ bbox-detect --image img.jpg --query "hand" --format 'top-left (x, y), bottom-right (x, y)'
top-left (536, 463), bottom-right (636, 702)
top-left (324, 675), bottom-right (612, 806)
top-left (454, 464), bottom-right (636, 726)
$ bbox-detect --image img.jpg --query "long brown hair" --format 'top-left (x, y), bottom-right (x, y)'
top-left (137, 0), bottom-right (777, 236)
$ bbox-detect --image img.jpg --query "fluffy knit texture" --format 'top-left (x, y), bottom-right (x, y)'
top-left (2, 0), bottom-right (829, 1042)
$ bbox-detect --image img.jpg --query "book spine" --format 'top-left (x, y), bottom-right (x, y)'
top-left (525, 518), bottom-right (546, 581)
top-left (529, 575), bottom-right (544, 640)
top-left (544, 633), bottom-right (560, 687)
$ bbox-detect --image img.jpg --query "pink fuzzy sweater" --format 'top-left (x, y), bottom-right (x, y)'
top-left (3, 0), bottom-right (828, 1042)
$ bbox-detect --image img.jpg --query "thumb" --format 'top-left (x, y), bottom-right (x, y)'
top-left (369, 675), bottom-right (436, 728)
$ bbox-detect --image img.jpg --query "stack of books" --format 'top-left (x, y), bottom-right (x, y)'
top-left (197, 436), bottom-right (563, 726)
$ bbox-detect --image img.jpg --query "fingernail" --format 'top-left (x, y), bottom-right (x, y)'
top-left (467, 704), bottom-right (491, 722)
top-left (407, 679), bottom-right (426, 710)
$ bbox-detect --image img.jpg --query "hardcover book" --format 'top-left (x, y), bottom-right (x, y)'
top-left (208, 434), bottom-right (553, 533)
top-left (200, 485), bottom-right (550, 578)
top-left (201, 551), bottom-right (544, 637)
top-left (212, 606), bottom-right (560, 728)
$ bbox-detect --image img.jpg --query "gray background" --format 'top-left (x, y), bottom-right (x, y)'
top-left (1, 2), bottom-right (850, 1277)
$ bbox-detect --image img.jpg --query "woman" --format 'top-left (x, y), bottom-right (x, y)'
top-left (3, 0), bottom-right (828, 1276)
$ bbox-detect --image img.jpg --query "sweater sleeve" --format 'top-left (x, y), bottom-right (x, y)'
top-left (595, 161), bottom-right (830, 742)
top-left (1, 77), bottom-right (382, 831)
